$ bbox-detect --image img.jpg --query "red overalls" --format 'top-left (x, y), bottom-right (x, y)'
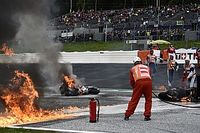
top-left (125, 64), bottom-right (152, 118)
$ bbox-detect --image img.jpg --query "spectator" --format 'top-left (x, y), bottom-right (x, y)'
top-left (167, 55), bottom-right (179, 87)
top-left (187, 64), bottom-right (197, 88)
top-left (182, 59), bottom-right (191, 88)
top-left (152, 44), bottom-right (160, 50)
top-left (147, 49), bottom-right (157, 76)
top-left (167, 44), bottom-right (176, 54)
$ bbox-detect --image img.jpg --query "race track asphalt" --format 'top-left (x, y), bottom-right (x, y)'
top-left (0, 63), bottom-right (189, 89)
top-left (9, 89), bottom-right (200, 133)
top-left (1, 63), bottom-right (200, 133)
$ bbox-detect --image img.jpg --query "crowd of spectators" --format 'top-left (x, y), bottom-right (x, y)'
top-left (49, 4), bottom-right (200, 42)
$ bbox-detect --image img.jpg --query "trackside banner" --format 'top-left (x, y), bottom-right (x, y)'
top-left (169, 49), bottom-right (197, 64)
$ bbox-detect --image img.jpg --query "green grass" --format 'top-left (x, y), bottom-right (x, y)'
top-left (0, 127), bottom-right (56, 133)
top-left (62, 40), bottom-right (200, 52)
top-left (62, 41), bottom-right (130, 52)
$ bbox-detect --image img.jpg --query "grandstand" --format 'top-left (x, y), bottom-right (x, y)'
top-left (49, 3), bottom-right (200, 43)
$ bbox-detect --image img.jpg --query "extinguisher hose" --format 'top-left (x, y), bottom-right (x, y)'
top-left (96, 98), bottom-right (100, 121)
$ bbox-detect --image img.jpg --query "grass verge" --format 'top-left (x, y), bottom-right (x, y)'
top-left (0, 127), bottom-right (55, 133)
top-left (62, 40), bottom-right (200, 52)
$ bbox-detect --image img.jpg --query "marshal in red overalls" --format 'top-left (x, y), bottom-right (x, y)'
top-left (125, 63), bottom-right (152, 120)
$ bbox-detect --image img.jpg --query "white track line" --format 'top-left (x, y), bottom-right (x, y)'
top-left (8, 126), bottom-right (106, 133)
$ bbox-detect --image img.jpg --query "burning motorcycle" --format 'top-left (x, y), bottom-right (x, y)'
top-left (59, 75), bottom-right (100, 96)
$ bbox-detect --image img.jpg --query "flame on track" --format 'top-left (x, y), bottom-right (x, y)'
top-left (0, 43), bottom-right (14, 56)
top-left (0, 71), bottom-right (74, 127)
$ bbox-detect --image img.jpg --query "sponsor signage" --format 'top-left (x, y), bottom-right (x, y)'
top-left (125, 40), bottom-right (137, 44)
top-left (169, 49), bottom-right (197, 64)
top-left (61, 32), bottom-right (73, 38)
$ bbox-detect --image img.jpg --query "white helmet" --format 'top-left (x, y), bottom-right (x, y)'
top-left (133, 56), bottom-right (141, 63)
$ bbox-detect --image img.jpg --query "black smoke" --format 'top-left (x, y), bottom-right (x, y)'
top-left (0, 0), bottom-right (68, 93)
top-left (0, 0), bottom-right (58, 42)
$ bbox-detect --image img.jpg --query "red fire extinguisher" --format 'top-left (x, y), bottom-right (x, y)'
top-left (89, 98), bottom-right (100, 123)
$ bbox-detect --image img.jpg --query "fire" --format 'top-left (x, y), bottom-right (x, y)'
top-left (64, 75), bottom-right (75, 88)
top-left (180, 97), bottom-right (191, 102)
top-left (0, 71), bottom-right (73, 127)
top-left (0, 43), bottom-right (14, 56)
top-left (158, 85), bottom-right (167, 92)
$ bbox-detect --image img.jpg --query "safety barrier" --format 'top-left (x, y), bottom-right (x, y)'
top-left (59, 51), bottom-right (138, 63)
top-left (0, 49), bottom-right (197, 64)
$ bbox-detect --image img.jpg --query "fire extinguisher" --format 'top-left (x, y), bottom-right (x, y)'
top-left (89, 98), bottom-right (100, 123)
